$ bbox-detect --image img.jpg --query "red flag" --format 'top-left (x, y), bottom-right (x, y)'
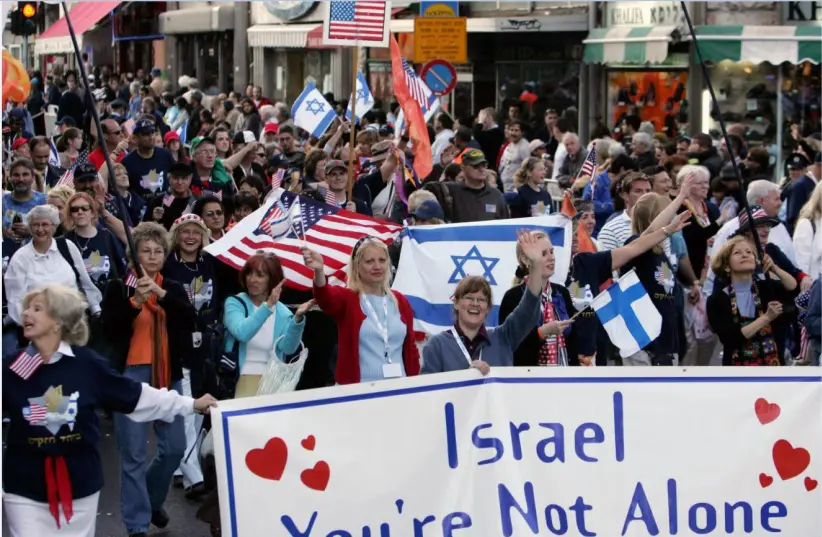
top-left (560, 191), bottom-right (597, 254)
top-left (390, 35), bottom-right (432, 179)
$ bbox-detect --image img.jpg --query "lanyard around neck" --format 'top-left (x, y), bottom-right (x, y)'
top-left (450, 326), bottom-right (482, 366)
top-left (362, 294), bottom-right (391, 363)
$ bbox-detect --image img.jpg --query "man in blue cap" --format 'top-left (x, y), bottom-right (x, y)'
top-left (783, 152), bottom-right (815, 234)
top-left (121, 118), bottom-right (175, 201)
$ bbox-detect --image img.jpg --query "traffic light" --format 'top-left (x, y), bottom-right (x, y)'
top-left (9, 1), bottom-right (37, 36)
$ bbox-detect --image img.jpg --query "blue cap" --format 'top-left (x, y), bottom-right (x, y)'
top-left (9, 109), bottom-right (26, 119)
top-left (132, 118), bottom-right (156, 135)
top-left (57, 116), bottom-right (76, 126)
top-left (409, 200), bottom-right (445, 221)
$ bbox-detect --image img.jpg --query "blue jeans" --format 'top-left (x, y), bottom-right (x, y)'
top-left (114, 365), bottom-right (186, 534)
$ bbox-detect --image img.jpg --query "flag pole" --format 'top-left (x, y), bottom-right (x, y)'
top-left (60, 1), bottom-right (142, 277)
top-left (346, 46), bottom-right (358, 203)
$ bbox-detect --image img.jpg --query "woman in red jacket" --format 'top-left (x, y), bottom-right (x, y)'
top-left (301, 237), bottom-right (419, 384)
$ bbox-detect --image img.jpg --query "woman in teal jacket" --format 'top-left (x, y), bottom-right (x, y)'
top-left (222, 253), bottom-right (313, 397)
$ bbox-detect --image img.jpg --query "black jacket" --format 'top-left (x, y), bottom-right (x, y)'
top-left (101, 276), bottom-right (196, 382)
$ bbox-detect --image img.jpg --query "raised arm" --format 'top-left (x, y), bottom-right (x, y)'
top-left (611, 211), bottom-right (691, 272)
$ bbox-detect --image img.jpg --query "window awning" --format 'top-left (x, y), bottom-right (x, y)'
top-left (35, 1), bottom-right (120, 55)
top-left (583, 26), bottom-right (679, 64)
top-left (247, 24), bottom-right (316, 48)
top-left (159, 6), bottom-right (234, 35)
top-left (691, 26), bottom-right (822, 65)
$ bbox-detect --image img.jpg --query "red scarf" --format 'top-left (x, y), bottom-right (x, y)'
top-left (538, 286), bottom-right (565, 366)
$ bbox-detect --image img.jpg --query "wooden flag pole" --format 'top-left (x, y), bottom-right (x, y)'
top-left (346, 46), bottom-right (359, 202)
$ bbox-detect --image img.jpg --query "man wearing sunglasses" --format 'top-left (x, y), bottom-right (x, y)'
top-left (88, 119), bottom-right (128, 171)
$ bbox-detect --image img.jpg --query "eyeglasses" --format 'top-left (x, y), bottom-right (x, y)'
top-left (256, 153), bottom-right (266, 158)
top-left (70, 205), bottom-right (92, 213)
top-left (204, 210), bottom-right (223, 217)
top-left (461, 295), bottom-right (488, 305)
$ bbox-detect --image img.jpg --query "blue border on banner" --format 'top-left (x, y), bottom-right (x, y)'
top-left (220, 375), bottom-right (822, 537)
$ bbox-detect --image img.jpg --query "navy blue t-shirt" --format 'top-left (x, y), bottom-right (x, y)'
top-left (622, 234), bottom-right (678, 355)
top-left (513, 185), bottom-right (553, 218)
top-left (64, 227), bottom-right (127, 290)
top-left (122, 147), bottom-right (174, 200)
top-left (162, 252), bottom-right (218, 329)
top-left (566, 250), bottom-right (613, 357)
top-left (3, 345), bottom-right (142, 502)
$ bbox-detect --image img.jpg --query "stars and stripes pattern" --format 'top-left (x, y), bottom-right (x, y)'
top-left (124, 271), bottom-right (138, 288)
top-left (271, 169), bottom-right (286, 190)
top-left (258, 203), bottom-right (287, 237)
top-left (402, 58), bottom-right (427, 108)
top-left (209, 191), bottom-right (401, 290)
top-left (24, 403), bottom-right (48, 424)
top-left (54, 148), bottom-right (90, 188)
top-left (10, 349), bottom-right (44, 380)
top-left (578, 142), bottom-right (597, 179)
top-left (324, 188), bottom-right (338, 207)
top-left (328, 1), bottom-right (388, 42)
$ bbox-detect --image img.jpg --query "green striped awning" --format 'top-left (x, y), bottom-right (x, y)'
top-left (583, 26), bottom-right (678, 64)
top-left (693, 26), bottom-right (822, 65)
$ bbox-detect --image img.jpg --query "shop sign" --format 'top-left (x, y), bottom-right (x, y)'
top-left (783, 2), bottom-right (822, 25)
top-left (606, 2), bottom-right (686, 31)
top-left (414, 17), bottom-right (467, 64)
top-left (262, 1), bottom-right (316, 21)
top-left (495, 17), bottom-right (552, 32)
top-left (420, 1), bottom-right (458, 18)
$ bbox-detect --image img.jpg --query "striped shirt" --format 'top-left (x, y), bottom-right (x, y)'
top-left (598, 211), bottom-right (632, 251)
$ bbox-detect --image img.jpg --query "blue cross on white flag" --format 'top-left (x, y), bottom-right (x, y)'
top-left (346, 72), bottom-right (375, 123)
top-left (591, 269), bottom-right (662, 358)
top-left (392, 216), bottom-right (572, 335)
top-left (291, 83), bottom-right (337, 139)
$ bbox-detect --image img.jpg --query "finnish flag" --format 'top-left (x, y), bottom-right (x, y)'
top-left (345, 72), bottom-right (375, 123)
top-left (591, 269), bottom-right (662, 358)
top-left (291, 83), bottom-right (336, 139)
top-left (391, 216), bottom-right (572, 335)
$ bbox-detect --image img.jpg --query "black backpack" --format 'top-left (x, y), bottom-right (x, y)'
top-left (196, 296), bottom-right (247, 400)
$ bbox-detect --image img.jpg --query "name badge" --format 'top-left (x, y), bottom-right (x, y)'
top-left (485, 204), bottom-right (496, 213)
top-left (382, 362), bottom-right (403, 378)
top-left (192, 331), bottom-right (203, 348)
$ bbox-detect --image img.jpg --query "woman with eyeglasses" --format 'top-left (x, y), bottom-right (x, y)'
top-left (63, 192), bottom-right (127, 293)
top-left (193, 196), bottom-right (227, 242)
top-left (302, 237), bottom-right (420, 384)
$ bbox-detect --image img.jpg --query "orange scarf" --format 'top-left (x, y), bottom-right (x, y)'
top-left (129, 273), bottom-right (171, 389)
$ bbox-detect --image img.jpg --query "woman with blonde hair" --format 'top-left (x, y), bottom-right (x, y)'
top-left (793, 181), bottom-right (822, 279)
top-left (499, 230), bottom-right (577, 367)
top-left (3, 284), bottom-right (216, 537)
top-left (302, 237), bottom-right (419, 384)
top-left (707, 236), bottom-right (797, 366)
top-left (512, 157), bottom-right (552, 218)
top-left (47, 185), bottom-right (76, 236)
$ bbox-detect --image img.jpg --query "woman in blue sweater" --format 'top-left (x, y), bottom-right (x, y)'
top-left (223, 252), bottom-right (312, 397)
top-left (421, 231), bottom-right (547, 374)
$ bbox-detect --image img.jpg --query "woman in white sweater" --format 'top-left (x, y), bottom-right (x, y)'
top-left (793, 181), bottom-right (822, 281)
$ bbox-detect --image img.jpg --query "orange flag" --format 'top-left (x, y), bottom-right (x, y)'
top-left (560, 191), bottom-right (597, 254)
top-left (390, 35), bottom-right (433, 179)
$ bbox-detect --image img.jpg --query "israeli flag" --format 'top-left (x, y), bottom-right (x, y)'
top-left (591, 269), bottom-right (662, 358)
top-left (48, 138), bottom-right (60, 167)
top-left (345, 72), bottom-right (375, 124)
top-left (392, 216), bottom-right (572, 335)
top-left (394, 92), bottom-right (441, 141)
top-left (291, 83), bottom-right (336, 139)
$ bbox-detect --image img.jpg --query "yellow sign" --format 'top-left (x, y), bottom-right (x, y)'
top-left (422, 3), bottom-right (457, 17)
top-left (414, 17), bottom-right (467, 64)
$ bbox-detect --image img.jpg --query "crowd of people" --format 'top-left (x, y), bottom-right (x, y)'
top-left (2, 63), bottom-right (821, 537)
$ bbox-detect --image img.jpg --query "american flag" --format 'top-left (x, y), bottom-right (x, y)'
top-left (271, 169), bottom-right (286, 190)
top-left (258, 202), bottom-right (288, 238)
top-left (181, 203), bottom-right (193, 216)
top-left (402, 58), bottom-right (427, 108)
top-left (327, 1), bottom-right (388, 43)
top-left (206, 191), bottom-right (402, 290)
top-left (54, 148), bottom-right (90, 188)
top-left (124, 271), bottom-right (138, 288)
top-left (578, 142), bottom-right (597, 179)
top-left (324, 188), bottom-right (338, 207)
top-left (24, 403), bottom-right (48, 424)
top-left (10, 350), bottom-right (44, 380)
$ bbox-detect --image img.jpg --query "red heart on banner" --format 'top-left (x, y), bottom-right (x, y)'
top-left (245, 437), bottom-right (288, 481)
top-left (300, 461), bottom-right (330, 491)
top-left (759, 473), bottom-right (774, 488)
top-left (805, 477), bottom-right (818, 492)
top-left (755, 398), bottom-right (781, 425)
top-left (301, 435), bottom-right (316, 451)
top-left (773, 439), bottom-right (811, 481)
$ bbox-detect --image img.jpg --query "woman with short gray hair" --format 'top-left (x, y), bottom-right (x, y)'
top-left (4, 204), bottom-right (101, 344)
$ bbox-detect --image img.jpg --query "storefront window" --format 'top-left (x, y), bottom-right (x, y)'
top-left (607, 70), bottom-right (688, 139)
top-left (304, 50), bottom-right (332, 94)
top-left (706, 61), bottom-right (778, 148)
top-left (497, 62), bottom-right (579, 118)
top-left (781, 62), bottom-right (821, 152)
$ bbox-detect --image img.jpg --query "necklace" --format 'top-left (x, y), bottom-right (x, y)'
top-left (176, 252), bottom-right (200, 272)
top-left (73, 233), bottom-right (93, 253)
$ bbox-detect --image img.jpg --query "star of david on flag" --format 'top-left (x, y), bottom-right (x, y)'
top-left (591, 269), bottom-right (662, 358)
top-left (346, 72), bottom-right (376, 124)
top-left (292, 83), bottom-right (336, 139)
top-left (392, 216), bottom-right (573, 335)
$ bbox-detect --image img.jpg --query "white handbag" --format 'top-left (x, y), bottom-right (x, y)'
top-left (256, 336), bottom-right (308, 396)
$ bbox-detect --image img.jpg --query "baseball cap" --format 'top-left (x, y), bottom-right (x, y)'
top-left (785, 152), bottom-right (810, 170)
top-left (324, 159), bottom-right (347, 174)
top-left (110, 99), bottom-right (126, 109)
top-left (736, 205), bottom-right (780, 234)
top-left (57, 116), bottom-right (76, 126)
top-left (410, 200), bottom-right (444, 221)
top-left (232, 130), bottom-right (257, 145)
top-left (263, 123), bottom-right (279, 135)
top-left (529, 139), bottom-right (547, 153)
top-left (132, 118), bottom-right (156, 135)
top-left (163, 131), bottom-right (180, 145)
top-left (9, 109), bottom-right (26, 119)
top-left (73, 163), bottom-right (99, 183)
top-left (461, 149), bottom-right (488, 167)
top-left (11, 138), bottom-right (29, 151)
top-left (169, 162), bottom-right (193, 177)
top-left (189, 136), bottom-right (214, 154)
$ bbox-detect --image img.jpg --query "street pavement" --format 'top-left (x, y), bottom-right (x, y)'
top-left (3, 415), bottom-right (213, 537)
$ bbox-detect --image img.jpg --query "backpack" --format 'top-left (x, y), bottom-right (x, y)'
top-left (422, 182), bottom-right (454, 222)
top-left (196, 296), bottom-right (247, 400)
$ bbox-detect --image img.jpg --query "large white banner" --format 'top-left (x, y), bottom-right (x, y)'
top-left (213, 369), bottom-right (822, 536)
